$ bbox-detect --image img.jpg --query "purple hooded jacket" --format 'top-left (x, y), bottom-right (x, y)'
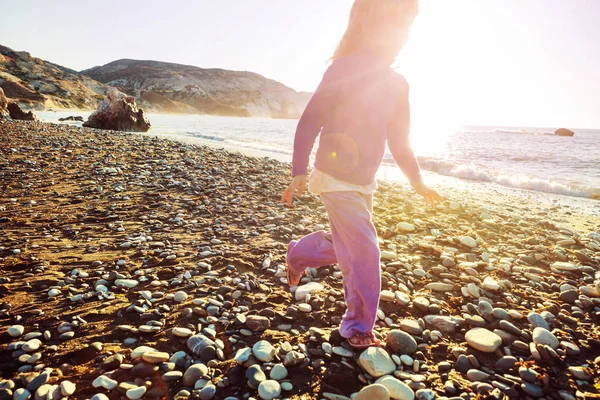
top-left (291, 48), bottom-right (422, 186)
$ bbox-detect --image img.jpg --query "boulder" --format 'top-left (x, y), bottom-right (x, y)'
top-left (0, 87), bottom-right (9, 119)
top-left (555, 128), bottom-right (574, 137)
top-left (83, 88), bottom-right (151, 132)
top-left (7, 102), bottom-right (38, 121)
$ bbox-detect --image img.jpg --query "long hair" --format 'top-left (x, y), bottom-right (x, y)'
top-left (331, 0), bottom-right (419, 63)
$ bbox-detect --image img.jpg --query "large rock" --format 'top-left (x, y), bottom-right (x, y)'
top-left (7, 102), bottom-right (38, 121)
top-left (555, 128), bottom-right (574, 137)
top-left (83, 88), bottom-right (151, 132)
top-left (0, 87), bottom-right (9, 119)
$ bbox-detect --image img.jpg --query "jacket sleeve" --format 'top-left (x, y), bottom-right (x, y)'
top-left (291, 65), bottom-right (336, 177)
top-left (386, 75), bottom-right (423, 185)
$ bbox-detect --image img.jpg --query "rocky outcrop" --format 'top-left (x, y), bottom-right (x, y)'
top-left (0, 44), bottom-right (109, 110)
top-left (0, 87), bottom-right (9, 119)
top-left (555, 128), bottom-right (575, 137)
top-left (83, 88), bottom-right (151, 132)
top-left (7, 102), bottom-right (38, 121)
top-left (58, 116), bottom-right (84, 122)
top-left (82, 59), bottom-right (311, 118)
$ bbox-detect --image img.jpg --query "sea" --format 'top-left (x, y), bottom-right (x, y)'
top-left (37, 111), bottom-right (600, 205)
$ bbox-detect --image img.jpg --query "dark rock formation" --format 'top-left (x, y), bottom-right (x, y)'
top-left (58, 116), bottom-right (84, 122)
top-left (0, 87), bottom-right (9, 119)
top-left (7, 102), bottom-right (38, 121)
top-left (83, 88), bottom-right (151, 132)
top-left (555, 128), bottom-right (575, 137)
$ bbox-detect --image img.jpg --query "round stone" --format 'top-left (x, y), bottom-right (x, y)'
top-left (376, 375), bottom-right (415, 400)
top-left (126, 386), bottom-right (146, 400)
top-left (532, 327), bottom-right (559, 349)
top-left (92, 375), bottom-right (118, 390)
top-left (173, 327), bottom-right (193, 337)
top-left (246, 365), bottom-right (266, 389)
top-left (183, 363), bottom-right (209, 386)
top-left (258, 380), bottom-right (281, 400)
top-left (142, 351), bottom-right (169, 363)
top-left (460, 236), bottom-right (477, 248)
top-left (358, 347), bottom-right (396, 378)
top-left (48, 288), bottom-right (61, 297)
top-left (174, 291), bottom-right (188, 303)
top-left (252, 340), bottom-right (276, 362)
top-left (13, 388), bottom-right (31, 400)
top-left (130, 345), bottom-right (156, 360)
top-left (465, 328), bottom-right (502, 352)
top-left (355, 384), bottom-right (390, 400)
top-left (199, 384), bottom-right (216, 400)
top-left (269, 364), bottom-right (288, 381)
top-left (60, 381), bottom-right (76, 396)
top-left (400, 319), bottom-right (423, 336)
top-left (386, 330), bottom-right (418, 355)
top-left (162, 371), bottom-right (183, 382)
top-left (332, 346), bottom-right (354, 357)
top-left (416, 389), bottom-right (435, 400)
top-left (396, 222), bottom-right (415, 232)
top-left (22, 339), bottom-right (42, 352)
top-left (8, 325), bottom-right (24, 337)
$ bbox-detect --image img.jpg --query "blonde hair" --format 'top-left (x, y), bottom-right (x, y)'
top-left (331, 0), bottom-right (419, 62)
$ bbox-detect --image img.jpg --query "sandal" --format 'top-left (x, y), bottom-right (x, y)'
top-left (286, 240), bottom-right (303, 287)
top-left (347, 332), bottom-right (381, 349)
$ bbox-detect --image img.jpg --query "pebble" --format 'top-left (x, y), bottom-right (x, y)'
top-left (92, 375), bottom-right (118, 390)
top-left (355, 384), bottom-right (390, 400)
top-left (142, 351), bottom-right (170, 363)
top-left (386, 330), bottom-right (418, 355)
top-left (358, 347), bottom-right (396, 378)
top-left (400, 319), bottom-right (423, 335)
top-left (183, 363), bottom-right (209, 386)
top-left (258, 380), bottom-right (281, 400)
top-left (173, 291), bottom-right (188, 302)
top-left (246, 365), bottom-right (267, 389)
top-left (252, 340), bottom-right (276, 362)
top-left (375, 375), bottom-right (415, 400)
top-left (532, 327), bottom-right (559, 349)
top-left (527, 312), bottom-right (550, 330)
top-left (465, 328), bottom-right (502, 352)
top-left (60, 381), bottom-right (76, 396)
top-left (7, 325), bottom-right (24, 337)
top-left (294, 282), bottom-right (324, 300)
top-left (269, 364), bottom-right (288, 380)
top-left (126, 386), bottom-right (147, 400)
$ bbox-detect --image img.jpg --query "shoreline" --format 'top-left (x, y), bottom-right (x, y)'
top-left (1, 120), bottom-right (599, 400)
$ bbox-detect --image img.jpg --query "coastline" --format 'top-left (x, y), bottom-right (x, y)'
top-left (1, 120), bottom-right (599, 399)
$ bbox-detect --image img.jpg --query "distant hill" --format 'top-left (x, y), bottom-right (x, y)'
top-left (0, 44), bottom-right (108, 110)
top-left (82, 59), bottom-right (311, 118)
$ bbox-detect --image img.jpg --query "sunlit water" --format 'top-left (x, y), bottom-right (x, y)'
top-left (38, 111), bottom-right (600, 202)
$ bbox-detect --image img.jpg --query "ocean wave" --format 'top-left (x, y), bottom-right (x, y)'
top-left (415, 158), bottom-right (598, 199)
top-left (225, 139), bottom-right (294, 156)
top-left (185, 133), bottom-right (226, 142)
top-left (492, 128), bottom-right (552, 136)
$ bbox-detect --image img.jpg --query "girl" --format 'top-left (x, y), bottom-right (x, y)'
top-left (281, 0), bottom-right (442, 348)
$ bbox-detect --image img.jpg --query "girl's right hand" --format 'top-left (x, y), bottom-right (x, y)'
top-left (412, 181), bottom-right (443, 208)
top-left (281, 175), bottom-right (307, 207)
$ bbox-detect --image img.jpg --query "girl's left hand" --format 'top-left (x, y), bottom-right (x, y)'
top-left (412, 181), bottom-right (443, 208)
top-left (281, 175), bottom-right (307, 207)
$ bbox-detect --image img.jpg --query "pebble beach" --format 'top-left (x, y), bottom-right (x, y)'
top-left (1, 120), bottom-right (599, 400)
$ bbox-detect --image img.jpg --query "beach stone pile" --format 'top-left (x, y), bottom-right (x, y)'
top-left (0, 120), bottom-right (599, 399)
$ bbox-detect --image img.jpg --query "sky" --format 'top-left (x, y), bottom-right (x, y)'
top-left (1, 0), bottom-right (600, 129)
